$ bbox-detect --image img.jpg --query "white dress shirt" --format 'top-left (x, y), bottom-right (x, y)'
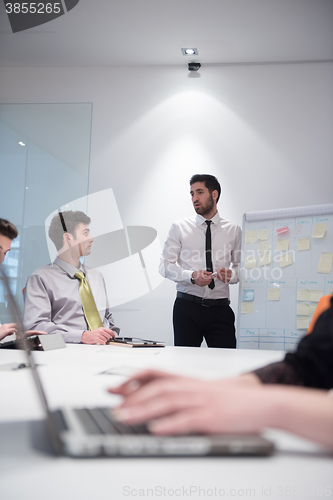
top-left (159, 211), bottom-right (241, 299)
top-left (23, 257), bottom-right (120, 343)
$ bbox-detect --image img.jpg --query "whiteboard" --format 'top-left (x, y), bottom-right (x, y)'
top-left (237, 204), bottom-right (333, 351)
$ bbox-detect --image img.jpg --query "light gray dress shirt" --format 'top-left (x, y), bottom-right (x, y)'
top-left (23, 257), bottom-right (120, 343)
top-left (159, 211), bottom-right (242, 299)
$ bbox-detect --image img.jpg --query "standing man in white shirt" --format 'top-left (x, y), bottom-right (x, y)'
top-left (159, 174), bottom-right (241, 348)
top-left (23, 211), bottom-right (119, 344)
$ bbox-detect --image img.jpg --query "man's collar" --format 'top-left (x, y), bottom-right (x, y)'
top-left (195, 211), bottom-right (221, 226)
top-left (54, 256), bottom-right (85, 278)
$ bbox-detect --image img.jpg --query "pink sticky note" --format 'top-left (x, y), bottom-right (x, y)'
top-left (277, 226), bottom-right (289, 235)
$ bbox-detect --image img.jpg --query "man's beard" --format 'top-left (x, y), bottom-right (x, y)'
top-left (195, 194), bottom-right (214, 217)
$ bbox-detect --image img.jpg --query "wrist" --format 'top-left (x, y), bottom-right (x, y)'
top-left (190, 272), bottom-right (196, 285)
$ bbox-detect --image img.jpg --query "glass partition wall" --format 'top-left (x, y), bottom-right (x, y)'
top-left (0, 103), bottom-right (91, 320)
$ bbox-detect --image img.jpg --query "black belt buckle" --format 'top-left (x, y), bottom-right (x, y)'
top-left (201, 298), bottom-right (211, 307)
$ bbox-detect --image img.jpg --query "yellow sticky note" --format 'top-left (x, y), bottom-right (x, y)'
top-left (241, 302), bottom-right (254, 314)
top-left (312, 223), bottom-right (326, 238)
top-left (267, 289), bottom-right (280, 301)
top-left (257, 229), bottom-right (269, 241)
top-left (245, 230), bottom-right (257, 244)
top-left (310, 304), bottom-right (317, 317)
top-left (276, 239), bottom-right (289, 252)
top-left (318, 252), bottom-right (333, 274)
top-left (297, 238), bottom-right (310, 251)
top-left (310, 289), bottom-right (324, 302)
top-left (279, 252), bottom-right (293, 268)
top-left (258, 240), bottom-right (270, 254)
top-left (297, 317), bottom-right (309, 330)
top-left (297, 288), bottom-right (311, 301)
top-left (259, 252), bottom-right (271, 266)
top-left (296, 303), bottom-right (310, 316)
top-left (245, 256), bottom-right (257, 269)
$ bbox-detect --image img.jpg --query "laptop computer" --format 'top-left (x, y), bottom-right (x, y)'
top-left (0, 263), bottom-right (274, 458)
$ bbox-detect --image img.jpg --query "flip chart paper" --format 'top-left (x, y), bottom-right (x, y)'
top-left (245, 256), bottom-right (257, 269)
top-left (257, 229), bottom-right (269, 241)
top-left (277, 239), bottom-right (289, 252)
top-left (279, 252), bottom-right (293, 268)
top-left (297, 289), bottom-right (310, 301)
top-left (297, 238), bottom-right (310, 251)
top-left (267, 289), bottom-right (280, 301)
top-left (311, 223), bottom-right (326, 238)
top-left (245, 230), bottom-right (257, 244)
top-left (258, 240), bottom-right (270, 254)
top-left (241, 302), bottom-right (254, 314)
top-left (242, 289), bottom-right (255, 301)
top-left (310, 289), bottom-right (324, 302)
top-left (259, 252), bottom-right (271, 266)
top-left (297, 317), bottom-right (309, 330)
top-left (317, 252), bottom-right (333, 274)
top-left (296, 303), bottom-right (310, 316)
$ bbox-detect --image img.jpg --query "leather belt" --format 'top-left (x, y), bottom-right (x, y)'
top-left (177, 291), bottom-right (230, 308)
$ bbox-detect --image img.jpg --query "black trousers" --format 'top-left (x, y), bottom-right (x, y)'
top-left (173, 297), bottom-right (236, 348)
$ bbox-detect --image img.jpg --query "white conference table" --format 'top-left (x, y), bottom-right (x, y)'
top-left (0, 344), bottom-right (332, 500)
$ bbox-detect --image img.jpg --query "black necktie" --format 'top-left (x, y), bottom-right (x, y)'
top-left (205, 220), bottom-right (215, 290)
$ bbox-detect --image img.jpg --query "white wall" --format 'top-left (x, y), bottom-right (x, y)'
top-left (1, 63), bottom-right (333, 345)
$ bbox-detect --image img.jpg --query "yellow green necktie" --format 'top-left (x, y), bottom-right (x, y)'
top-left (74, 270), bottom-right (103, 331)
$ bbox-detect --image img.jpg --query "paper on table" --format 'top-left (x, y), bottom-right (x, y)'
top-left (327, 290), bottom-right (333, 296)
top-left (310, 289), bottom-right (324, 302)
top-left (311, 223), bottom-right (326, 238)
top-left (297, 317), bottom-right (309, 330)
top-left (242, 289), bottom-right (255, 301)
top-left (257, 229), bottom-right (269, 241)
top-left (241, 302), bottom-right (254, 314)
top-left (297, 288), bottom-right (311, 301)
top-left (297, 238), bottom-right (310, 251)
top-left (267, 289), bottom-right (280, 301)
top-left (245, 256), bottom-right (257, 269)
top-left (279, 252), bottom-right (293, 268)
top-left (296, 302), bottom-right (310, 316)
top-left (259, 252), bottom-right (271, 266)
top-left (318, 252), bottom-right (333, 274)
top-left (276, 239), bottom-right (289, 252)
top-left (245, 230), bottom-right (257, 244)
top-left (258, 240), bottom-right (270, 254)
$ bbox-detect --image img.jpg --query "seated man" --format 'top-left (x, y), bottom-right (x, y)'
top-left (110, 297), bottom-right (333, 448)
top-left (0, 218), bottom-right (19, 340)
top-left (23, 210), bottom-right (118, 344)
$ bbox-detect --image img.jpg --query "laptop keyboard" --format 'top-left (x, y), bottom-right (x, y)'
top-left (74, 408), bottom-right (150, 436)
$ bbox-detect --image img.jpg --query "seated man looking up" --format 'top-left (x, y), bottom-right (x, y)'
top-left (24, 211), bottom-right (118, 344)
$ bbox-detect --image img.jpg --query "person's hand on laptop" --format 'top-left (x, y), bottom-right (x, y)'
top-left (0, 323), bottom-right (17, 340)
top-left (109, 370), bottom-right (262, 435)
top-left (109, 370), bottom-right (333, 447)
top-left (81, 327), bottom-right (115, 345)
top-left (0, 324), bottom-right (47, 341)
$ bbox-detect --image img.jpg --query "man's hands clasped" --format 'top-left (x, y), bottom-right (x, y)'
top-left (81, 327), bottom-right (115, 345)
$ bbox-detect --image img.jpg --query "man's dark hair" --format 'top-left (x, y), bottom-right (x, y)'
top-left (0, 218), bottom-right (18, 240)
top-left (189, 174), bottom-right (221, 203)
top-left (48, 211), bottom-right (91, 251)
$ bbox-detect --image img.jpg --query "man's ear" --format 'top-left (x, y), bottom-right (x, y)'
top-left (63, 232), bottom-right (73, 246)
top-left (212, 190), bottom-right (219, 202)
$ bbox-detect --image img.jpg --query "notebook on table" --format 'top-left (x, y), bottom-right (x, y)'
top-left (0, 263), bottom-right (274, 458)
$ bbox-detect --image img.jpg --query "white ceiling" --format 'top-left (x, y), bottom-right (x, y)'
top-left (0, 0), bottom-right (333, 67)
